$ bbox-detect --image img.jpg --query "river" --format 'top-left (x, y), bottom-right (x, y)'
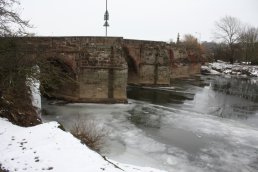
top-left (41, 75), bottom-right (258, 172)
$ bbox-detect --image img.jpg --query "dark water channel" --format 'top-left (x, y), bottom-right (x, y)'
top-left (128, 75), bottom-right (258, 125)
top-left (42, 75), bottom-right (258, 172)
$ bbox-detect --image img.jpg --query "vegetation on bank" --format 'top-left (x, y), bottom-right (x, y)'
top-left (0, 0), bottom-right (38, 126)
top-left (70, 118), bottom-right (108, 152)
top-left (0, 0), bottom-right (76, 127)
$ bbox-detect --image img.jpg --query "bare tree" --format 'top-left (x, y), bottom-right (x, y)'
top-left (0, 0), bottom-right (35, 126)
top-left (182, 34), bottom-right (204, 54)
top-left (239, 26), bottom-right (258, 62)
top-left (214, 16), bottom-right (242, 63)
top-left (183, 34), bottom-right (198, 49)
top-left (0, 1), bottom-right (75, 126)
top-left (0, 0), bottom-right (31, 36)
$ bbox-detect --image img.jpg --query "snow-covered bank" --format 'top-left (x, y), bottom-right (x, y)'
top-left (201, 61), bottom-right (258, 77)
top-left (0, 118), bottom-right (166, 172)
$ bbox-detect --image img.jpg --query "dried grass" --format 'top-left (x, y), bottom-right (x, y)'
top-left (70, 119), bottom-right (108, 152)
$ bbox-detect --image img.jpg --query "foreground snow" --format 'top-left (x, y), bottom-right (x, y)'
top-left (0, 118), bottom-right (166, 172)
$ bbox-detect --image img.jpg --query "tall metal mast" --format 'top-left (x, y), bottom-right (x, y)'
top-left (103, 0), bottom-right (109, 37)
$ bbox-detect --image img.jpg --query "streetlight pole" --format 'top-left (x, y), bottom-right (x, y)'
top-left (195, 32), bottom-right (201, 43)
top-left (103, 0), bottom-right (109, 37)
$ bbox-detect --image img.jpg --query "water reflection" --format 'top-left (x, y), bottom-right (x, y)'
top-left (188, 76), bottom-right (258, 122)
top-left (212, 76), bottom-right (258, 102)
top-left (127, 76), bottom-right (258, 122)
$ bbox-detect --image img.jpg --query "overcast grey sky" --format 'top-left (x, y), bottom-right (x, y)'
top-left (19, 0), bottom-right (258, 42)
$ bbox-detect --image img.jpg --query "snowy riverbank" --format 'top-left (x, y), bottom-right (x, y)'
top-left (0, 118), bottom-right (166, 172)
top-left (201, 61), bottom-right (258, 77)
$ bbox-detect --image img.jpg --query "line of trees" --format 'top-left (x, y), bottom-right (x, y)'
top-left (174, 16), bottom-right (258, 64)
top-left (212, 16), bottom-right (258, 64)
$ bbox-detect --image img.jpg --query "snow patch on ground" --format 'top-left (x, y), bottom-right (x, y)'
top-left (0, 118), bottom-right (166, 172)
top-left (201, 61), bottom-right (258, 77)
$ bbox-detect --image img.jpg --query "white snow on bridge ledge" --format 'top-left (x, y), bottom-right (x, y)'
top-left (0, 118), bottom-right (166, 172)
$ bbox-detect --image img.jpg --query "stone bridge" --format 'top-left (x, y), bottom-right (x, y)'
top-left (0, 37), bottom-right (202, 103)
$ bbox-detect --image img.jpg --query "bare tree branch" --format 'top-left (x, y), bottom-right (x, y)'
top-left (0, 0), bottom-right (31, 36)
top-left (213, 16), bottom-right (242, 63)
top-left (214, 16), bottom-right (241, 45)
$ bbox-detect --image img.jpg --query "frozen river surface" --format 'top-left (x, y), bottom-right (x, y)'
top-left (42, 75), bottom-right (258, 172)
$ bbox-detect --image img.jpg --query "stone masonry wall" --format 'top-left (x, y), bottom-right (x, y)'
top-left (169, 46), bottom-right (202, 79)
top-left (0, 37), bottom-right (128, 103)
top-left (123, 39), bottom-right (171, 86)
top-left (0, 37), bottom-right (202, 103)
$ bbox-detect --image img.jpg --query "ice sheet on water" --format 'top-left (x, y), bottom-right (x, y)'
top-left (41, 96), bottom-right (258, 172)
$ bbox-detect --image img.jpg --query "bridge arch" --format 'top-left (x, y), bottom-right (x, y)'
top-left (123, 46), bottom-right (140, 85)
top-left (40, 57), bottom-right (78, 100)
top-left (123, 39), bottom-right (171, 86)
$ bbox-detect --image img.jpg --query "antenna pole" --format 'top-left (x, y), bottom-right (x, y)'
top-left (106, 26), bottom-right (107, 37)
top-left (103, 0), bottom-right (109, 37)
